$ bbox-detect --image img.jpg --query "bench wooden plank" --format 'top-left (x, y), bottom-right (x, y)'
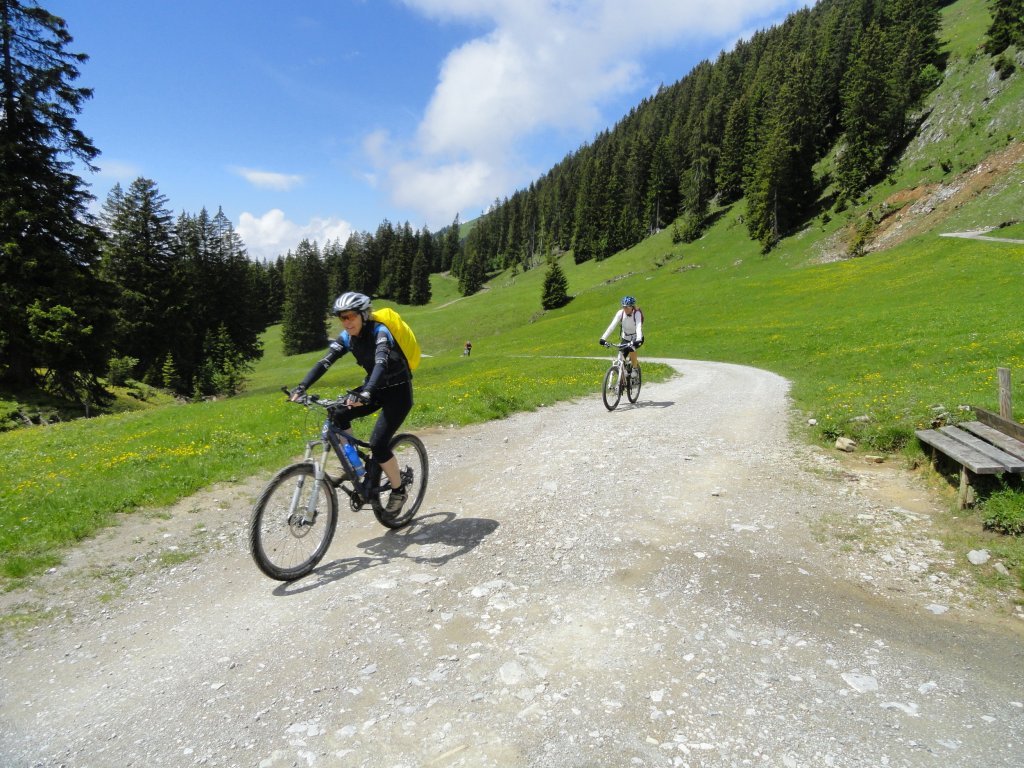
top-left (915, 428), bottom-right (1012, 474)
top-left (941, 425), bottom-right (1024, 471)
top-left (938, 425), bottom-right (1024, 472)
top-left (973, 407), bottom-right (1024, 442)
top-left (959, 421), bottom-right (1024, 462)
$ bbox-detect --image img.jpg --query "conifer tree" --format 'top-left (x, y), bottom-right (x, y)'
top-left (409, 229), bottom-right (433, 305)
top-left (99, 177), bottom-right (176, 380)
top-left (572, 157), bottom-right (602, 263)
top-left (323, 237), bottom-right (348, 300)
top-left (984, 0), bottom-right (1024, 55)
top-left (716, 98), bottom-right (749, 204)
top-left (392, 221), bottom-right (416, 304)
top-left (644, 136), bottom-right (675, 233)
top-left (0, 0), bottom-right (112, 397)
top-left (281, 240), bottom-right (327, 355)
top-left (208, 207), bottom-right (263, 363)
top-left (835, 22), bottom-right (899, 201)
top-left (540, 257), bottom-right (570, 310)
top-left (265, 256), bottom-right (285, 323)
top-left (163, 208), bottom-right (263, 394)
top-left (458, 244), bottom-right (486, 296)
top-left (343, 232), bottom-right (371, 295)
top-left (438, 214), bottom-right (461, 273)
top-left (745, 52), bottom-right (816, 251)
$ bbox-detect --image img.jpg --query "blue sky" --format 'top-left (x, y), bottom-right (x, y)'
top-left (50, 0), bottom-right (808, 261)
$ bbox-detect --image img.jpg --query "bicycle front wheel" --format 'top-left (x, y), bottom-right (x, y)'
top-left (249, 462), bottom-right (338, 581)
top-left (372, 433), bottom-right (429, 529)
top-left (627, 365), bottom-right (642, 403)
top-left (602, 365), bottom-right (622, 410)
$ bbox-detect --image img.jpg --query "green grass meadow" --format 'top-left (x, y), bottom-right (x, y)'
top-left (2, 0), bottom-right (1022, 589)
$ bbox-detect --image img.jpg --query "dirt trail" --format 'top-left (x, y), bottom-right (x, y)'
top-left (2, 359), bottom-right (1022, 768)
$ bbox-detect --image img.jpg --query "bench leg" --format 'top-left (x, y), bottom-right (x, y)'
top-left (957, 467), bottom-right (977, 509)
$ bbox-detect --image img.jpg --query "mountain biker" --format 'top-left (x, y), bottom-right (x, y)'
top-left (599, 295), bottom-right (644, 377)
top-left (290, 292), bottom-right (413, 515)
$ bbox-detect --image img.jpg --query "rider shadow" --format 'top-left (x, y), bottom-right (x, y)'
top-left (273, 511), bottom-right (499, 596)
top-left (612, 399), bottom-right (674, 410)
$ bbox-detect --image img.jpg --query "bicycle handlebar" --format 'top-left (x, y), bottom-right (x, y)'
top-left (281, 387), bottom-right (363, 410)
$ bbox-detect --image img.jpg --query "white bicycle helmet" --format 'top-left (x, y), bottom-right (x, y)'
top-left (332, 292), bottom-right (371, 316)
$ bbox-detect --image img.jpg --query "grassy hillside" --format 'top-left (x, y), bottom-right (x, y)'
top-left (1, 0), bottom-right (1022, 589)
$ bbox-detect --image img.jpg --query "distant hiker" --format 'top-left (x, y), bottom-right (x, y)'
top-left (290, 292), bottom-right (414, 516)
top-left (463, 340), bottom-right (472, 357)
top-left (599, 295), bottom-right (644, 375)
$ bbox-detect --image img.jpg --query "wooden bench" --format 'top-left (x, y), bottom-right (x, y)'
top-left (916, 407), bottom-right (1024, 508)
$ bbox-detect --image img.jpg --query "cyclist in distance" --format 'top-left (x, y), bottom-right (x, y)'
top-left (599, 295), bottom-right (645, 375)
top-left (290, 292), bottom-right (413, 515)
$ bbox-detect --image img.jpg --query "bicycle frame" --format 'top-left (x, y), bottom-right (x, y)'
top-left (249, 389), bottom-right (429, 580)
top-left (601, 341), bottom-right (640, 411)
top-left (287, 390), bottom-right (383, 512)
top-left (608, 342), bottom-right (633, 376)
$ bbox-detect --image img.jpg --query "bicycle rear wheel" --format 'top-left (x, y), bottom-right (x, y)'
top-left (602, 364), bottom-right (622, 410)
top-left (249, 462), bottom-right (338, 581)
top-left (627, 365), bottom-right (642, 403)
top-left (372, 433), bottom-right (429, 529)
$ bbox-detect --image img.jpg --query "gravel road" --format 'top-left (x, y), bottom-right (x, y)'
top-left (2, 359), bottom-right (1023, 768)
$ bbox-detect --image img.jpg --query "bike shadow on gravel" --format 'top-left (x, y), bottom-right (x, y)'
top-left (609, 399), bottom-right (674, 410)
top-left (272, 512), bottom-right (499, 596)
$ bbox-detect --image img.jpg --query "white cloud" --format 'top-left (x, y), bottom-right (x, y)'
top-left (237, 208), bottom-right (354, 261)
top-left (232, 166), bottom-right (305, 191)
top-left (96, 159), bottom-right (143, 181)
top-left (390, 157), bottom-right (500, 226)
top-left (371, 0), bottom-right (802, 226)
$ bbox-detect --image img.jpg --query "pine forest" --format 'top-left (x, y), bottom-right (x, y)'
top-left (1, 0), bottom-right (1021, 412)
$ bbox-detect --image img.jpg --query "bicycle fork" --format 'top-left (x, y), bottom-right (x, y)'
top-left (289, 440), bottom-right (331, 525)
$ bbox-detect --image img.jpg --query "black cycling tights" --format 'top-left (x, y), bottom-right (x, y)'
top-left (333, 380), bottom-right (413, 465)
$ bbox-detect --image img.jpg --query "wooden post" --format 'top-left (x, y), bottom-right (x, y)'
top-left (957, 467), bottom-right (977, 509)
top-left (998, 367), bottom-right (1012, 421)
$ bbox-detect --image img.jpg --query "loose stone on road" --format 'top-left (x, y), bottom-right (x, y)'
top-left (1, 359), bottom-right (1022, 767)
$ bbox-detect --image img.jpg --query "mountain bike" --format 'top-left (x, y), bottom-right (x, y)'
top-left (600, 340), bottom-right (642, 411)
top-left (248, 389), bottom-right (429, 581)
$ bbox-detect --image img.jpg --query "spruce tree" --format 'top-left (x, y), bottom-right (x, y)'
top-left (835, 22), bottom-right (898, 202)
top-left (323, 238), bottom-right (348, 299)
top-left (745, 52), bottom-right (816, 251)
top-left (458, 245), bottom-right (486, 296)
top-left (409, 229), bottom-right (433, 305)
top-left (342, 232), bottom-right (369, 295)
top-left (99, 177), bottom-right (176, 380)
top-left (572, 157), bottom-right (601, 263)
top-left (0, 0), bottom-right (112, 397)
top-left (439, 214), bottom-right (460, 273)
top-left (166, 208), bottom-right (263, 394)
top-left (983, 0), bottom-right (1024, 56)
top-left (540, 257), bottom-right (570, 310)
top-left (208, 207), bottom-right (263, 363)
top-left (281, 240), bottom-right (328, 355)
top-left (392, 222), bottom-right (416, 304)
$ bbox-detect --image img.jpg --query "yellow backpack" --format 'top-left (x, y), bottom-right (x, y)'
top-left (372, 307), bottom-right (422, 371)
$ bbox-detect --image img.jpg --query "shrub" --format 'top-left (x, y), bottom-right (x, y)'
top-left (982, 489), bottom-right (1024, 536)
top-left (107, 356), bottom-right (139, 386)
top-left (993, 55), bottom-right (1016, 80)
